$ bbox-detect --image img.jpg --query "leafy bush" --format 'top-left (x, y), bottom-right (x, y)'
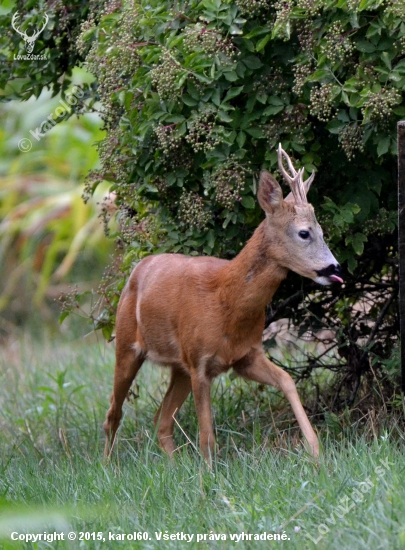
top-left (1, 0), bottom-right (401, 404)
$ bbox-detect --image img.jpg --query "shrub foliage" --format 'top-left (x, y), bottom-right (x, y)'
top-left (1, 0), bottom-right (402, 406)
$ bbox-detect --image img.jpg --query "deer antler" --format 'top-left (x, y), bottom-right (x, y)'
top-left (277, 143), bottom-right (315, 205)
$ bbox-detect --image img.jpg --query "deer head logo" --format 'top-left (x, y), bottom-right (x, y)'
top-left (12, 11), bottom-right (49, 54)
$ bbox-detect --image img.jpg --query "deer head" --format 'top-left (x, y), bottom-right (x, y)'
top-left (12, 12), bottom-right (49, 54)
top-left (257, 144), bottom-right (342, 285)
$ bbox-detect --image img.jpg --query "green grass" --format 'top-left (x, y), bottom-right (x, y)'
top-left (1, 332), bottom-right (405, 550)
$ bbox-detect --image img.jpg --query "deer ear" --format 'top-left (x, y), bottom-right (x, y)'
top-left (257, 170), bottom-right (283, 213)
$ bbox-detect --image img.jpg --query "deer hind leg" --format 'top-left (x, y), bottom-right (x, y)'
top-left (234, 351), bottom-right (319, 459)
top-left (103, 349), bottom-right (144, 457)
top-left (104, 296), bottom-right (145, 457)
top-left (153, 367), bottom-right (192, 456)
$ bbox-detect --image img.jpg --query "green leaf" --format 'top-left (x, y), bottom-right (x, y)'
top-left (243, 55), bottom-right (263, 69)
top-left (102, 324), bottom-right (113, 341)
top-left (212, 88), bottom-right (221, 106)
top-left (237, 131), bottom-right (246, 148)
top-left (241, 195), bottom-right (255, 209)
top-left (165, 114), bottom-right (185, 123)
top-left (207, 229), bottom-right (215, 249)
top-left (187, 80), bottom-right (200, 100)
top-left (246, 127), bottom-right (263, 138)
top-left (356, 39), bottom-right (376, 53)
top-left (178, 121), bottom-right (187, 135)
top-left (393, 106), bottom-right (405, 117)
top-left (366, 20), bottom-right (383, 38)
top-left (381, 51), bottom-right (392, 70)
top-left (59, 311), bottom-right (69, 324)
top-left (218, 110), bottom-right (233, 123)
top-left (337, 109), bottom-right (350, 122)
top-left (347, 255), bottom-right (358, 273)
top-left (358, 0), bottom-right (384, 10)
top-left (263, 105), bottom-right (284, 116)
top-left (246, 94), bottom-right (256, 112)
top-left (224, 86), bottom-right (244, 102)
top-left (343, 79), bottom-right (358, 93)
top-left (392, 59), bottom-right (405, 74)
top-left (347, 233), bottom-right (367, 256)
top-left (230, 25), bottom-right (243, 35)
top-left (256, 34), bottom-right (271, 52)
top-left (334, 211), bottom-right (348, 226)
top-left (306, 69), bottom-right (330, 82)
top-left (377, 136), bottom-right (390, 157)
top-left (268, 95), bottom-right (284, 106)
top-left (242, 38), bottom-right (255, 53)
top-left (182, 94), bottom-right (198, 106)
top-left (244, 26), bottom-right (270, 39)
top-left (327, 119), bottom-right (345, 134)
top-left (222, 211), bottom-right (233, 228)
top-left (223, 70), bottom-right (238, 82)
top-left (225, 130), bottom-right (237, 144)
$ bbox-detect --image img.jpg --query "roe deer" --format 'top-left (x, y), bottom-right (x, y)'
top-left (104, 144), bottom-right (343, 462)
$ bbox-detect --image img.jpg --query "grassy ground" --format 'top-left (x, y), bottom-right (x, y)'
top-left (1, 331), bottom-right (405, 550)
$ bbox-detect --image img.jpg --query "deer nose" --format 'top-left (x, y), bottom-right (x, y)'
top-left (316, 263), bottom-right (343, 283)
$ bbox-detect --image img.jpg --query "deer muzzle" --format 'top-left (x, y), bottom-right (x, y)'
top-left (316, 263), bottom-right (343, 285)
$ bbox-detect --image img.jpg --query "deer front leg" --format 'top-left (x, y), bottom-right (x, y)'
top-left (190, 369), bottom-right (215, 465)
top-left (234, 350), bottom-right (319, 459)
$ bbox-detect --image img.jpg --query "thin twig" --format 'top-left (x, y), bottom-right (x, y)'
top-left (172, 408), bottom-right (198, 452)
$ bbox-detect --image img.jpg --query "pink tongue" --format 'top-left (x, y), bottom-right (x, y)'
top-left (329, 275), bottom-right (343, 284)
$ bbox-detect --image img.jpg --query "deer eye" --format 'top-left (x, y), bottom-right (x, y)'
top-left (299, 230), bottom-right (310, 240)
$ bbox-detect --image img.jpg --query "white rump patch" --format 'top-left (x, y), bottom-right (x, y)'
top-left (132, 342), bottom-right (144, 357)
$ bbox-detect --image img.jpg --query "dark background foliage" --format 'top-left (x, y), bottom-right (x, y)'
top-left (0, 0), bottom-right (402, 412)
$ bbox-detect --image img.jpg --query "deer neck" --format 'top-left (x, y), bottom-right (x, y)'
top-left (219, 220), bottom-right (288, 319)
